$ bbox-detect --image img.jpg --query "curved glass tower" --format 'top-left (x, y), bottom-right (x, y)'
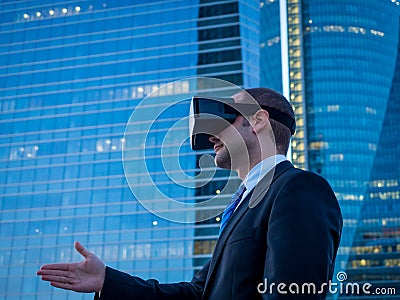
top-left (266, 0), bottom-right (400, 297)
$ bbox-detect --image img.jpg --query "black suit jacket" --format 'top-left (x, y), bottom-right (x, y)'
top-left (97, 161), bottom-right (342, 299)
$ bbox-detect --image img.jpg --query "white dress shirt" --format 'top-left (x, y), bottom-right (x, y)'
top-left (236, 154), bottom-right (287, 209)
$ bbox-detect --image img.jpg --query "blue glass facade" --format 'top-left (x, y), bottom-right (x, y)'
top-left (0, 1), bottom-right (260, 299)
top-left (300, 1), bottom-right (400, 294)
top-left (347, 24), bottom-right (400, 294)
top-left (259, 0), bottom-right (282, 93)
top-left (261, 0), bottom-right (400, 297)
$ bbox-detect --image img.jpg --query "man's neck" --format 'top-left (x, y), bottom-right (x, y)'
top-left (237, 153), bottom-right (283, 180)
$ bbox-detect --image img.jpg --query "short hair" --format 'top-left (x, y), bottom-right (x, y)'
top-left (243, 88), bottom-right (295, 155)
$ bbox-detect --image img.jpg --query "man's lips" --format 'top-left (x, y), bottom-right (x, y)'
top-left (214, 144), bottom-right (223, 152)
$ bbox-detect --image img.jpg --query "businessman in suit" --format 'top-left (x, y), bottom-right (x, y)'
top-left (38, 87), bottom-right (342, 299)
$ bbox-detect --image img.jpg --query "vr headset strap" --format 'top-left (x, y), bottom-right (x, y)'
top-left (224, 103), bottom-right (296, 135)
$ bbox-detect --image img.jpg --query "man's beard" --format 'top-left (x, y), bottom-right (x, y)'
top-left (214, 146), bottom-right (232, 169)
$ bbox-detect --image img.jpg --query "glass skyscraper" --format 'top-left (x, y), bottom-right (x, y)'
top-left (262, 0), bottom-right (400, 298)
top-left (0, 1), bottom-right (259, 299)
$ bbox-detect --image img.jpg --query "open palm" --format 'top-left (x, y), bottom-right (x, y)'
top-left (37, 241), bottom-right (106, 292)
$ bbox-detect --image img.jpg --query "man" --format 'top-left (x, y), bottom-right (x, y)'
top-left (37, 88), bottom-right (342, 299)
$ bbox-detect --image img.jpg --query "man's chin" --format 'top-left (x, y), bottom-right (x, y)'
top-left (214, 154), bottom-right (231, 170)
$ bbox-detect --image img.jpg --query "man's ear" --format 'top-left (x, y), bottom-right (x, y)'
top-left (251, 109), bottom-right (270, 134)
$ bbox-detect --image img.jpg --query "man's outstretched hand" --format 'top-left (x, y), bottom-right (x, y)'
top-left (37, 241), bottom-right (106, 292)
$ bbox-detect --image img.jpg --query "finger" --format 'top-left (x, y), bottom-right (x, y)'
top-left (41, 274), bottom-right (73, 283)
top-left (38, 263), bottom-right (70, 271)
top-left (74, 241), bottom-right (91, 259)
top-left (37, 269), bottom-right (69, 277)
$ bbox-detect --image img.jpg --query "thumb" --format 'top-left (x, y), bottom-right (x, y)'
top-left (74, 241), bottom-right (92, 259)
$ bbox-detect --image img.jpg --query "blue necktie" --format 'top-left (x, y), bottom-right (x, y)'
top-left (219, 183), bottom-right (247, 234)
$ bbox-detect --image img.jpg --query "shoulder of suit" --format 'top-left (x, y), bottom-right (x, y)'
top-left (282, 166), bottom-right (334, 193)
top-left (272, 161), bottom-right (333, 189)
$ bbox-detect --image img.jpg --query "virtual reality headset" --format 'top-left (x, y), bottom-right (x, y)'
top-left (189, 96), bottom-right (296, 150)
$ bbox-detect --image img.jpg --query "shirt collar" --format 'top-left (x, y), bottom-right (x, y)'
top-left (242, 154), bottom-right (287, 196)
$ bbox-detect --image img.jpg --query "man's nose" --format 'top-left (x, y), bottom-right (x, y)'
top-left (209, 135), bottom-right (219, 144)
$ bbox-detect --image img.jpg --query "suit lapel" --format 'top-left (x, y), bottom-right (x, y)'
top-left (203, 161), bottom-right (293, 296)
top-left (203, 191), bottom-right (251, 293)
